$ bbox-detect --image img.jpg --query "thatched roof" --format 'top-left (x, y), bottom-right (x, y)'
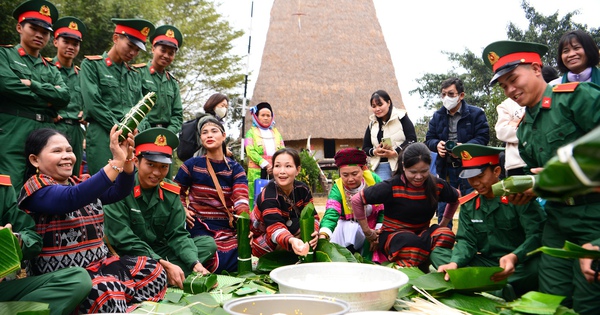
top-left (249, 0), bottom-right (405, 141)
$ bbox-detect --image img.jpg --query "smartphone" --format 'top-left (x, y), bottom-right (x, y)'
top-left (381, 137), bottom-right (392, 147)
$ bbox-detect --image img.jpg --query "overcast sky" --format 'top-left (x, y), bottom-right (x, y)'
top-left (216, 0), bottom-right (600, 121)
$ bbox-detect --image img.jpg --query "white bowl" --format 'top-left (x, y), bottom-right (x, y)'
top-left (270, 262), bottom-right (408, 312)
top-left (223, 293), bottom-right (350, 315)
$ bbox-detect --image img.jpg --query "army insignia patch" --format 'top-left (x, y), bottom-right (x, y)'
top-left (542, 97), bottom-right (551, 109)
top-left (40, 5), bottom-right (51, 16)
top-left (155, 134), bottom-right (167, 146)
top-left (141, 27), bottom-right (150, 36)
top-left (488, 51), bottom-right (500, 65)
top-left (166, 29), bottom-right (175, 38)
top-left (461, 151), bottom-right (473, 160)
top-left (69, 21), bottom-right (78, 30)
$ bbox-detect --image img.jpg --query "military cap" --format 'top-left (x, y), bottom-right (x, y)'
top-left (150, 24), bottom-right (183, 49)
top-left (482, 40), bottom-right (548, 85)
top-left (111, 18), bottom-right (155, 51)
top-left (12, 0), bottom-right (59, 32)
top-left (53, 16), bottom-right (86, 41)
top-left (452, 144), bottom-right (504, 179)
top-left (134, 127), bottom-right (179, 164)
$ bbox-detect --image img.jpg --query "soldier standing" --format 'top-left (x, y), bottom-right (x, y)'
top-left (0, 0), bottom-right (69, 190)
top-left (80, 18), bottom-right (155, 174)
top-left (50, 16), bottom-right (87, 176)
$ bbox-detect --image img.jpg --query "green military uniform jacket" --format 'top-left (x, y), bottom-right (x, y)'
top-left (135, 63), bottom-right (183, 134)
top-left (0, 175), bottom-right (41, 260)
top-left (0, 44), bottom-right (69, 117)
top-left (50, 57), bottom-right (82, 120)
top-left (451, 193), bottom-right (546, 267)
top-left (517, 82), bottom-right (600, 173)
top-left (103, 175), bottom-right (199, 269)
top-left (80, 51), bottom-right (142, 132)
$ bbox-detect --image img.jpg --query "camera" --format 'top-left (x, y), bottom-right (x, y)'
top-left (445, 140), bottom-right (457, 150)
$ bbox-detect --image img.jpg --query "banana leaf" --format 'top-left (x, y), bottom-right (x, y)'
top-left (397, 267), bottom-right (425, 298)
top-left (182, 273), bottom-right (218, 294)
top-left (408, 272), bottom-right (454, 294)
top-left (132, 301), bottom-right (194, 314)
top-left (330, 242), bottom-right (358, 262)
top-left (439, 292), bottom-right (505, 315)
top-left (0, 302), bottom-right (49, 315)
top-left (299, 202), bottom-right (316, 262)
top-left (184, 293), bottom-right (229, 315)
top-left (447, 266), bottom-right (507, 292)
top-left (0, 227), bottom-right (22, 279)
top-left (528, 240), bottom-right (600, 259)
top-left (236, 212), bottom-right (252, 274)
top-left (314, 238), bottom-right (348, 262)
top-left (255, 250), bottom-right (298, 273)
top-left (493, 125), bottom-right (600, 201)
top-left (504, 291), bottom-right (565, 314)
top-left (117, 92), bottom-right (156, 141)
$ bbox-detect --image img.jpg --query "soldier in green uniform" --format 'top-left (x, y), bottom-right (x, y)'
top-left (0, 174), bottom-right (92, 315)
top-left (435, 144), bottom-right (546, 297)
top-left (135, 25), bottom-right (184, 179)
top-left (0, 0), bottom-right (70, 190)
top-left (50, 16), bottom-right (86, 176)
top-left (104, 128), bottom-right (217, 289)
top-left (482, 40), bottom-right (600, 314)
top-left (80, 18), bottom-right (155, 175)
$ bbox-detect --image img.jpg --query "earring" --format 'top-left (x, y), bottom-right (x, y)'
top-left (36, 167), bottom-right (39, 174)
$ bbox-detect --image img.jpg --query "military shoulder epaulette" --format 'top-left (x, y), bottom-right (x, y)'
top-left (166, 70), bottom-right (178, 82)
top-left (75, 65), bottom-right (80, 71)
top-left (44, 56), bottom-right (54, 63)
top-left (458, 190), bottom-right (479, 205)
top-left (553, 82), bottom-right (579, 93)
top-left (0, 175), bottom-right (12, 186)
top-left (0, 44), bottom-right (14, 48)
top-left (84, 55), bottom-right (103, 60)
top-left (131, 63), bottom-right (147, 68)
top-left (160, 181), bottom-right (180, 194)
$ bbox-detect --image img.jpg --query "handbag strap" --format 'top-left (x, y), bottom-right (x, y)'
top-left (206, 158), bottom-right (235, 228)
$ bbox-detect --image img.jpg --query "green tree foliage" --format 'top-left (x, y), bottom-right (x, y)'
top-left (1, 0), bottom-right (245, 119)
top-left (410, 0), bottom-right (599, 147)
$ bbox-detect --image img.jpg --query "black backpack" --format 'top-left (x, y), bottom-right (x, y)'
top-left (177, 117), bottom-right (200, 162)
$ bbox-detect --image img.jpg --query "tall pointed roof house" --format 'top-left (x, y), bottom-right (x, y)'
top-left (249, 0), bottom-right (404, 159)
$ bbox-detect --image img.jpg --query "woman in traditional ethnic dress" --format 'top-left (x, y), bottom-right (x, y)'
top-left (351, 143), bottom-right (459, 269)
top-left (18, 126), bottom-right (167, 313)
top-left (244, 102), bottom-right (285, 209)
top-left (318, 148), bottom-right (384, 260)
top-left (250, 148), bottom-right (319, 257)
top-left (175, 117), bottom-right (250, 273)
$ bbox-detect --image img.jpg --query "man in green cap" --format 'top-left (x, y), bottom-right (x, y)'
top-left (0, 174), bottom-right (92, 315)
top-left (104, 127), bottom-right (217, 289)
top-left (135, 24), bottom-right (184, 179)
top-left (50, 16), bottom-right (87, 176)
top-left (80, 18), bottom-right (155, 175)
top-left (435, 143), bottom-right (546, 299)
top-left (0, 0), bottom-right (70, 190)
top-left (482, 40), bottom-right (600, 314)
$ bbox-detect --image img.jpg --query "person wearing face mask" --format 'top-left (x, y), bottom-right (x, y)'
top-left (425, 77), bottom-right (490, 229)
top-left (363, 90), bottom-right (417, 181)
top-left (244, 102), bottom-right (285, 209)
top-left (191, 93), bottom-right (232, 158)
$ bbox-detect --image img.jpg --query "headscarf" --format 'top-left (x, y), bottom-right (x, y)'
top-left (250, 102), bottom-right (275, 130)
top-left (334, 148), bottom-right (367, 167)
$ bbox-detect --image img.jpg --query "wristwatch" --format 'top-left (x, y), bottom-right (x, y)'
top-left (191, 260), bottom-right (201, 270)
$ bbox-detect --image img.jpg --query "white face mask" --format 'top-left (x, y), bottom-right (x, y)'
top-left (442, 96), bottom-right (459, 111)
top-left (214, 107), bottom-right (228, 119)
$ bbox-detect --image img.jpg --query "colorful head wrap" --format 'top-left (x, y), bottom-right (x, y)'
top-left (250, 102), bottom-right (275, 130)
top-left (334, 148), bottom-right (367, 167)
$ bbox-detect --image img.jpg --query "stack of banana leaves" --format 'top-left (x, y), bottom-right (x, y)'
top-left (492, 124), bottom-right (600, 201)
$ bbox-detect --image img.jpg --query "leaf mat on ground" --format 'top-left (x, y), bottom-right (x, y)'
top-left (256, 250), bottom-right (299, 272)
top-left (504, 291), bottom-right (566, 315)
top-left (0, 301), bottom-right (49, 315)
top-left (440, 292), bottom-right (506, 315)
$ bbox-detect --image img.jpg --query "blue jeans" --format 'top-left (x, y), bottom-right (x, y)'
top-left (437, 166), bottom-right (473, 229)
top-left (375, 162), bottom-right (393, 181)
